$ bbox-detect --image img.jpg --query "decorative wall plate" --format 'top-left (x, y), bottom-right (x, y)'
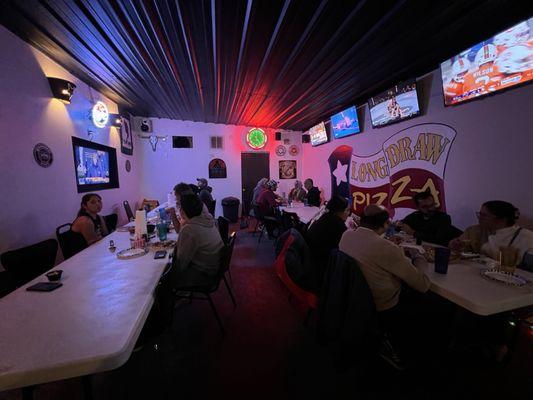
top-left (289, 145), bottom-right (299, 156)
top-left (33, 143), bottom-right (54, 168)
top-left (116, 247), bottom-right (148, 260)
top-left (125, 159), bottom-right (131, 172)
top-left (275, 145), bottom-right (287, 157)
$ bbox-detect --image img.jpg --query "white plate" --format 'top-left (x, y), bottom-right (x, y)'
top-left (482, 269), bottom-right (528, 287)
top-left (116, 247), bottom-right (148, 260)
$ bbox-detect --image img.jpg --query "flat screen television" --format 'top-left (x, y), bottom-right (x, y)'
top-left (309, 121), bottom-right (328, 146)
top-left (72, 137), bottom-right (119, 193)
top-left (368, 79), bottom-right (420, 128)
top-left (441, 17), bottom-right (533, 106)
top-left (331, 106), bottom-right (360, 139)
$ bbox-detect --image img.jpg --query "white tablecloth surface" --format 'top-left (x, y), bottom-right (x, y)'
top-left (279, 203), bottom-right (320, 224)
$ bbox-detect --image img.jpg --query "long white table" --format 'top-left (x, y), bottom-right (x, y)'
top-left (0, 229), bottom-right (176, 392)
top-left (418, 258), bottom-right (533, 316)
top-left (279, 203), bottom-right (320, 224)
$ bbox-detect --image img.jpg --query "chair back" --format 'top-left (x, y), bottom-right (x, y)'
top-left (123, 200), bottom-right (134, 221)
top-left (220, 232), bottom-right (236, 275)
top-left (253, 204), bottom-right (264, 221)
top-left (280, 210), bottom-right (300, 233)
top-left (1, 239), bottom-right (58, 288)
top-left (274, 233), bottom-right (319, 310)
top-left (217, 216), bottom-right (230, 244)
top-left (56, 223), bottom-right (88, 260)
top-left (207, 199), bottom-right (216, 217)
top-left (104, 213), bottom-right (118, 232)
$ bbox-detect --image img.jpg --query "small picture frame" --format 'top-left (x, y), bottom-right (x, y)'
top-left (279, 160), bottom-right (296, 179)
top-left (120, 116), bottom-right (133, 155)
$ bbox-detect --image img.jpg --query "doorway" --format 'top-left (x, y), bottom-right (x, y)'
top-left (241, 152), bottom-right (269, 215)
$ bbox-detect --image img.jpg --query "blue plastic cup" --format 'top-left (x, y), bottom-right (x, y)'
top-left (157, 222), bottom-right (167, 241)
top-left (434, 247), bottom-right (451, 274)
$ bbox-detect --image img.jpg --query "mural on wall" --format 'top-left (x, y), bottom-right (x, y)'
top-left (279, 160), bottom-right (297, 179)
top-left (329, 123), bottom-right (456, 218)
top-left (209, 158), bottom-right (227, 179)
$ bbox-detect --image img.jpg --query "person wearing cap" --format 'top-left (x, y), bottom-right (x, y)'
top-left (197, 178), bottom-right (214, 207)
top-left (257, 180), bottom-right (282, 238)
top-left (339, 204), bottom-right (431, 368)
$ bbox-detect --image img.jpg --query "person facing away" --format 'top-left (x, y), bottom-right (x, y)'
top-left (306, 195), bottom-right (350, 291)
top-left (257, 180), bottom-right (281, 218)
top-left (72, 193), bottom-right (109, 245)
top-left (304, 178), bottom-right (321, 207)
top-left (450, 200), bottom-right (533, 264)
top-left (252, 177), bottom-right (268, 206)
top-left (339, 204), bottom-right (430, 313)
top-left (171, 194), bottom-right (224, 287)
top-left (197, 178), bottom-right (214, 206)
top-left (166, 182), bottom-right (213, 234)
top-left (398, 191), bottom-right (461, 246)
top-left (289, 180), bottom-right (307, 202)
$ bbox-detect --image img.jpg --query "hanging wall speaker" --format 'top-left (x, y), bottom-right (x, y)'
top-left (302, 134), bottom-right (310, 143)
top-left (275, 131), bottom-right (282, 141)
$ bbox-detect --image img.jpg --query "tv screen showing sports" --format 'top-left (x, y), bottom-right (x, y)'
top-left (309, 121), bottom-right (328, 146)
top-left (72, 137), bottom-right (119, 193)
top-left (331, 106), bottom-right (360, 139)
top-left (441, 18), bottom-right (533, 106)
top-left (368, 80), bottom-right (420, 128)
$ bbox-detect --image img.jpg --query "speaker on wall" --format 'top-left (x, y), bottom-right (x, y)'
top-left (302, 134), bottom-right (310, 143)
top-left (275, 131), bottom-right (282, 141)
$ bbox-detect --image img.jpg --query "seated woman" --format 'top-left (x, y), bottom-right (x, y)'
top-left (288, 180), bottom-right (307, 202)
top-left (451, 200), bottom-right (533, 267)
top-left (72, 193), bottom-right (109, 245)
top-left (305, 196), bottom-right (351, 291)
top-left (171, 194), bottom-right (224, 287)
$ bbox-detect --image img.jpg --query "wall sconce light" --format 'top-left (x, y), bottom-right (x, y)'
top-left (109, 114), bottom-right (123, 127)
top-left (47, 77), bottom-right (76, 103)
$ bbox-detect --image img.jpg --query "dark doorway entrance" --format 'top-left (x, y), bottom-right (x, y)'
top-left (241, 152), bottom-right (269, 215)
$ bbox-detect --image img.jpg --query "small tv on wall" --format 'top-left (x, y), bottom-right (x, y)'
top-left (368, 79), bottom-right (420, 128)
top-left (331, 106), bottom-right (360, 139)
top-left (441, 17), bottom-right (533, 106)
top-left (72, 137), bottom-right (119, 193)
top-left (309, 121), bottom-right (328, 146)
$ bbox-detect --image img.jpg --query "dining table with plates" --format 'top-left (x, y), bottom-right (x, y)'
top-left (0, 226), bottom-right (177, 392)
top-left (279, 202), bottom-right (321, 225)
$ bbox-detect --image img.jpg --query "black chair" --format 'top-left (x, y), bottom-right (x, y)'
top-left (175, 232), bottom-right (237, 333)
top-left (104, 213), bottom-right (118, 233)
top-left (0, 239), bottom-right (58, 289)
top-left (207, 199), bottom-right (216, 217)
top-left (217, 216), bottom-right (230, 244)
top-left (56, 223), bottom-right (88, 260)
top-left (123, 200), bottom-right (134, 221)
top-left (254, 205), bottom-right (280, 243)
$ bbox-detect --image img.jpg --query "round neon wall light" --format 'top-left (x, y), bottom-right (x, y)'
top-left (91, 101), bottom-right (109, 128)
top-left (246, 128), bottom-right (267, 149)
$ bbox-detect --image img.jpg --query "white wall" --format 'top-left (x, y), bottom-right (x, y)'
top-left (0, 26), bottom-right (142, 260)
top-left (301, 71), bottom-right (533, 230)
top-left (137, 119), bottom-right (303, 215)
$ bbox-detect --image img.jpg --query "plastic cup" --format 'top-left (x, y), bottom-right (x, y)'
top-left (499, 246), bottom-right (519, 273)
top-left (434, 247), bottom-right (451, 274)
top-left (157, 222), bottom-right (168, 241)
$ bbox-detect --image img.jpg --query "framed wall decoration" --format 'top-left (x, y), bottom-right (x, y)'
top-left (209, 158), bottom-right (227, 179)
top-left (125, 159), bottom-right (131, 172)
top-left (275, 145), bottom-right (287, 157)
top-left (279, 160), bottom-right (297, 179)
top-left (120, 116), bottom-right (134, 155)
top-left (33, 143), bottom-right (53, 168)
top-left (289, 145), bottom-right (299, 156)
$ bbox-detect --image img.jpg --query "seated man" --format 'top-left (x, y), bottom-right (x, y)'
top-left (197, 178), bottom-right (214, 206)
top-left (172, 194), bottom-right (224, 287)
top-left (167, 182), bottom-right (213, 234)
top-left (304, 178), bottom-right (321, 207)
top-left (339, 204), bottom-right (431, 368)
top-left (399, 191), bottom-right (461, 246)
top-left (257, 180), bottom-right (282, 238)
top-left (289, 180), bottom-right (307, 202)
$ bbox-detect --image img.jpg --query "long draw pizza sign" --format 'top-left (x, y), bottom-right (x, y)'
top-left (329, 123), bottom-right (456, 219)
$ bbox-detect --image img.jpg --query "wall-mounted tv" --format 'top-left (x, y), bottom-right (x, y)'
top-left (368, 79), bottom-right (420, 128)
top-left (331, 106), bottom-right (360, 139)
top-left (309, 122), bottom-right (328, 146)
top-left (72, 137), bottom-right (119, 193)
top-left (441, 18), bottom-right (533, 106)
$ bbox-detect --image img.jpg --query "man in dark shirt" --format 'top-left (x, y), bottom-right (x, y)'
top-left (399, 191), bottom-right (461, 246)
top-left (197, 178), bottom-right (214, 206)
top-left (304, 178), bottom-right (321, 207)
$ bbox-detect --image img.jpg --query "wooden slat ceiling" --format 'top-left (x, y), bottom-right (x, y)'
top-left (1, 1), bottom-right (531, 130)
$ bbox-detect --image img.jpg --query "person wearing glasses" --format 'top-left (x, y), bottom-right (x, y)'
top-left (450, 200), bottom-right (533, 265)
top-left (397, 191), bottom-right (461, 246)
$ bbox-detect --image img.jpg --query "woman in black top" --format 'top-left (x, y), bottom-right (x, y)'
top-left (306, 196), bottom-right (350, 291)
top-left (72, 193), bottom-right (109, 245)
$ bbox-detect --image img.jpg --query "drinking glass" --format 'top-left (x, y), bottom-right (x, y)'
top-left (499, 246), bottom-right (520, 273)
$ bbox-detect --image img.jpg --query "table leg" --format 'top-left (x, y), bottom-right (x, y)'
top-left (82, 375), bottom-right (93, 400)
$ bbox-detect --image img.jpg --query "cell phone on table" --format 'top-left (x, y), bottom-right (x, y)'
top-left (154, 250), bottom-right (167, 259)
top-left (26, 282), bottom-right (63, 292)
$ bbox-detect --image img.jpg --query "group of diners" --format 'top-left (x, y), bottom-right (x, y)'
top-left (278, 189), bottom-right (533, 368)
top-left (71, 179), bottom-right (224, 289)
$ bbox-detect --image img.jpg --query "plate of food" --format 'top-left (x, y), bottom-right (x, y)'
top-left (481, 269), bottom-right (529, 287)
top-left (116, 247), bottom-right (148, 260)
top-left (149, 240), bottom-right (176, 250)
